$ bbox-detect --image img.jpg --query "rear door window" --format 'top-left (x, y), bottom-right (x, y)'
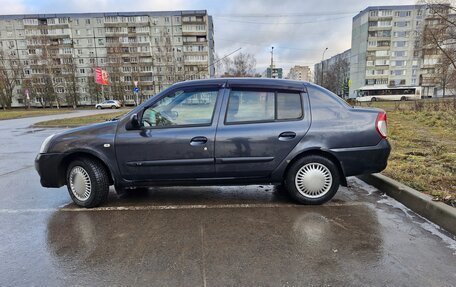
top-left (225, 90), bottom-right (303, 124)
top-left (226, 90), bottom-right (274, 123)
top-left (277, 92), bottom-right (302, 120)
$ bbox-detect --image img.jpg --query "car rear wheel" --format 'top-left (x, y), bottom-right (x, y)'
top-left (66, 158), bottom-right (110, 208)
top-left (285, 155), bottom-right (340, 205)
top-left (96, 106), bottom-right (102, 109)
top-left (111, 105), bottom-right (117, 109)
top-left (371, 97), bottom-right (377, 102)
top-left (400, 96), bottom-right (406, 101)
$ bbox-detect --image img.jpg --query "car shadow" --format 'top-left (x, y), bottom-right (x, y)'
top-left (60, 185), bottom-right (354, 209)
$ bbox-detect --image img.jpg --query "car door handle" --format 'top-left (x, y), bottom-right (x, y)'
top-left (278, 131), bottom-right (296, 141)
top-left (190, 136), bottom-right (208, 146)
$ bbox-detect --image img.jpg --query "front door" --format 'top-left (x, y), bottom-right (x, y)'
top-left (214, 87), bottom-right (310, 178)
top-left (115, 86), bottom-right (222, 181)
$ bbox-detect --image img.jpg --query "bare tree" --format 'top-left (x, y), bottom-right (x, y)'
top-left (221, 52), bottom-right (257, 77)
top-left (0, 49), bottom-right (23, 109)
top-left (420, 1), bottom-right (456, 69)
top-left (30, 36), bottom-right (60, 108)
top-left (152, 29), bottom-right (184, 92)
top-left (87, 70), bottom-right (102, 104)
top-left (315, 57), bottom-right (350, 97)
top-left (435, 53), bottom-right (456, 96)
top-left (232, 52), bottom-right (256, 76)
top-left (106, 42), bottom-right (126, 105)
top-left (63, 57), bottom-right (79, 109)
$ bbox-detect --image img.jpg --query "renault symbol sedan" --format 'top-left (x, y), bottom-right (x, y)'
top-left (36, 78), bottom-right (390, 208)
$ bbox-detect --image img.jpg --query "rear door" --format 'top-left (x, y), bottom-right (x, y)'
top-left (214, 85), bottom-right (310, 179)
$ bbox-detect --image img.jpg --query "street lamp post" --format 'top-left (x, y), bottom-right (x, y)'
top-left (321, 47), bottom-right (328, 86)
top-left (270, 46), bottom-right (274, 78)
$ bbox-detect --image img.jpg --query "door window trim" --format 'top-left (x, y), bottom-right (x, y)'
top-left (223, 88), bottom-right (304, 125)
top-left (139, 86), bottom-right (222, 130)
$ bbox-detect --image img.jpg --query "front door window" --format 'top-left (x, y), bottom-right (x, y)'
top-left (142, 89), bottom-right (218, 128)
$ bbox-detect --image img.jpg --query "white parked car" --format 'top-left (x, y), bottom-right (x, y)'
top-left (95, 100), bottom-right (122, 109)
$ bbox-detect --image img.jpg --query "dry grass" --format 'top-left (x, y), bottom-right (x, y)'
top-left (0, 109), bottom-right (71, 120)
top-left (33, 110), bottom-right (129, 127)
top-left (356, 98), bottom-right (456, 206)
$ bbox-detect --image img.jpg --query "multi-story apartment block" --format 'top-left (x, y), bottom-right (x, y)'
top-left (287, 65), bottom-right (312, 81)
top-left (0, 10), bottom-right (214, 107)
top-left (349, 4), bottom-right (452, 98)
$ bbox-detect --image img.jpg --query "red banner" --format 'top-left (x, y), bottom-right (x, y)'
top-left (95, 67), bottom-right (109, 85)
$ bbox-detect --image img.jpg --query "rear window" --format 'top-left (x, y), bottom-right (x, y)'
top-left (225, 90), bottom-right (303, 124)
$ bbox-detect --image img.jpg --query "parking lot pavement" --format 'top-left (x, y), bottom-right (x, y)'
top-left (0, 115), bottom-right (455, 286)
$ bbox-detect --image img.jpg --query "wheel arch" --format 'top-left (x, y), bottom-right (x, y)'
top-left (59, 151), bottom-right (115, 186)
top-left (283, 149), bottom-right (347, 187)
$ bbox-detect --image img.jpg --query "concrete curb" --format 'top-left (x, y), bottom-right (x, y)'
top-left (357, 173), bottom-right (456, 235)
top-left (31, 124), bottom-right (79, 128)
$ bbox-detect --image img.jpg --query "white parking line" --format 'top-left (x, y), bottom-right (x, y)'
top-left (0, 202), bottom-right (364, 213)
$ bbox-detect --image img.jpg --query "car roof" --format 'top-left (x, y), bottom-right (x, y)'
top-left (172, 78), bottom-right (308, 91)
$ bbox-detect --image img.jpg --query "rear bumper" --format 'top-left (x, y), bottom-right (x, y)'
top-left (332, 139), bottom-right (391, 177)
top-left (35, 153), bottom-right (65, 188)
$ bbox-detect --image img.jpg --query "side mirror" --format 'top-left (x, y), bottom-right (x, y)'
top-left (126, 114), bottom-right (140, 130)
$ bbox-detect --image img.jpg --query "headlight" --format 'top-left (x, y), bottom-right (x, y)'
top-left (39, 134), bottom-right (55, 154)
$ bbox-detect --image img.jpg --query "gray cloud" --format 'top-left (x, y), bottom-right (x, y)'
top-left (2, 0), bottom-right (416, 75)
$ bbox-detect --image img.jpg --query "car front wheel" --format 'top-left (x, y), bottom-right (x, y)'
top-left (66, 158), bottom-right (110, 208)
top-left (96, 106), bottom-right (102, 109)
top-left (285, 155), bottom-right (340, 205)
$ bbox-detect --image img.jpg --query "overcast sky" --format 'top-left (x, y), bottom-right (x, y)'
top-left (1, 0), bottom-right (416, 75)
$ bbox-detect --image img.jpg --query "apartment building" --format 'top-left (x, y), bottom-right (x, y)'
top-left (349, 4), bottom-right (451, 98)
top-left (0, 10), bottom-right (215, 107)
top-left (287, 65), bottom-right (312, 81)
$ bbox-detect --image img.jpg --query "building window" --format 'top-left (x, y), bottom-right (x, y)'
top-left (378, 21), bottom-right (391, 27)
top-left (393, 41), bottom-right (407, 48)
top-left (380, 10), bottom-right (392, 16)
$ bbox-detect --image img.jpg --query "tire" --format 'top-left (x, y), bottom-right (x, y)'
top-left (66, 158), bottom-right (110, 208)
top-left (400, 96), bottom-right (406, 101)
top-left (96, 106), bottom-right (102, 110)
top-left (111, 105), bottom-right (117, 109)
top-left (371, 97), bottom-right (377, 102)
top-left (285, 155), bottom-right (340, 205)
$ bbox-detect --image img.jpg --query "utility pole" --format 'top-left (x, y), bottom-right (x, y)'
top-left (321, 47), bottom-right (328, 86)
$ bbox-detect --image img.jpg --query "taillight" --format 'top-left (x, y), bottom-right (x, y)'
top-left (376, 112), bottom-right (388, 139)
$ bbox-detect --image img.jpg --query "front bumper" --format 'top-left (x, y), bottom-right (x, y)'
top-left (332, 139), bottom-right (391, 177)
top-left (35, 153), bottom-right (65, 188)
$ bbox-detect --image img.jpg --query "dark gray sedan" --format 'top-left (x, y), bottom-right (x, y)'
top-left (36, 78), bottom-right (390, 207)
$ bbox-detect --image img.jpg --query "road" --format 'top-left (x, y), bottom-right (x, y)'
top-left (0, 111), bottom-right (455, 286)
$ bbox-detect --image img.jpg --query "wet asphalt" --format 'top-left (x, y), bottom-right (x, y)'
top-left (0, 111), bottom-right (455, 286)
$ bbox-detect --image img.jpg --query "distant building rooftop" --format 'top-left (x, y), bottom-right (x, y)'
top-left (0, 10), bottom-right (208, 20)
